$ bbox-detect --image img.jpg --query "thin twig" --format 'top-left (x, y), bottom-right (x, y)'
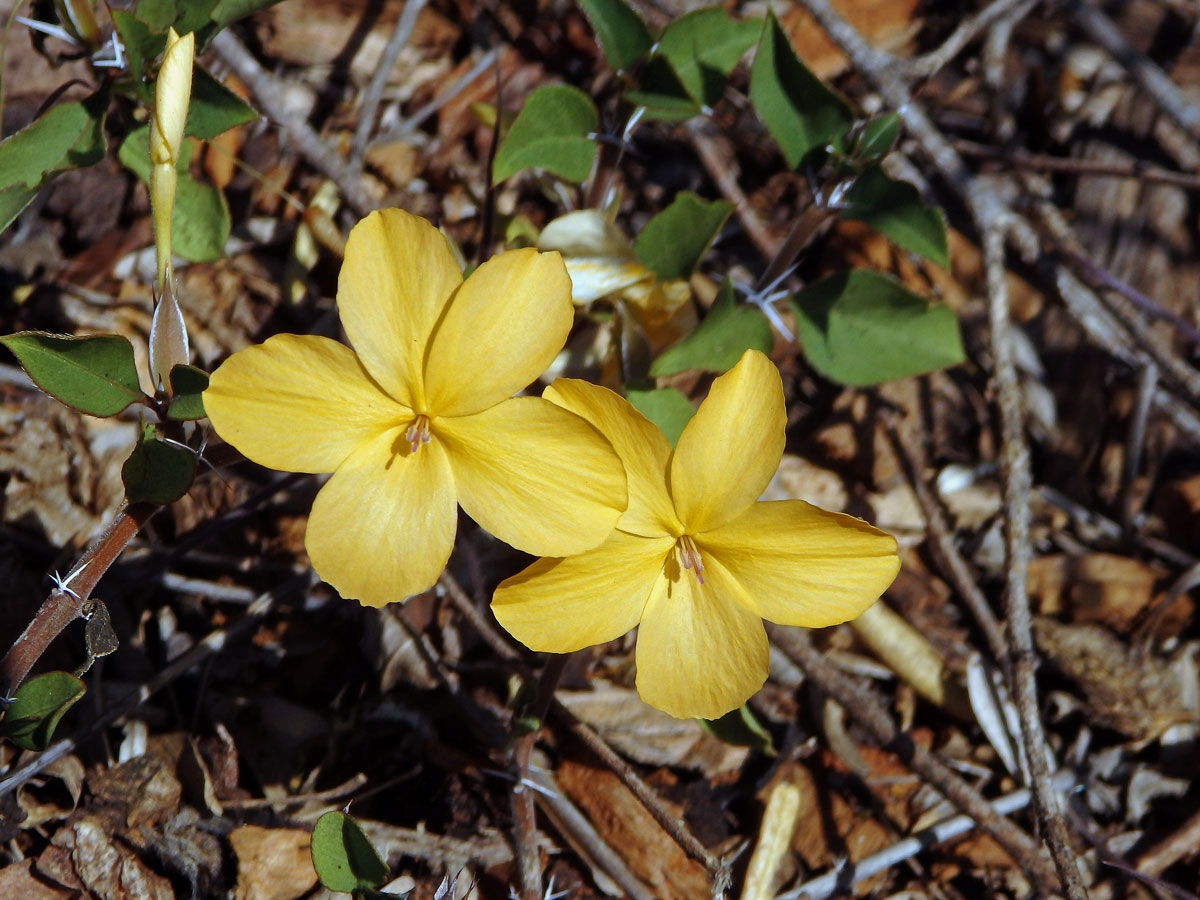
top-left (372, 48), bottom-right (500, 147)
top-left (0, 502), bottom-right (157, 697)
top-left (900, 0), bottom-right (1041, 79)
top-left (210, 29), bottom-right (377, 216)
top-left (769, 625), bottom-right (1059, 889)
top-left (1065, 0), bottom-right (1200, 144)
top-left (347, 0), bottom-right (427, 176)
top-left (685, 119), bottom-right (777, 260)
top-left (882, 422), bottom-right (1009, 665)
top-left (954, 139), bottom-right (1200, 191)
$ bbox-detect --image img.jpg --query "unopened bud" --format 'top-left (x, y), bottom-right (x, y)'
top-left (150, 28), bottom-right (194, 167)
top-left (149, 275), bottom-right (189, 393)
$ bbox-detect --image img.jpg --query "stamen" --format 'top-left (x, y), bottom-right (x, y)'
top-left (677, 535), bottom-right (705, 585)
top-left (405, 415), bottom-right (432, 453)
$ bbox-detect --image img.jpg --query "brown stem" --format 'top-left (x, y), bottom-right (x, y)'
top-left (0, 502), bottom-right (157, 697)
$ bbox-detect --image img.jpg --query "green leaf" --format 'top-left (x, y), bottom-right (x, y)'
top-left (839, 166), bottom-right (948, 268)
top-left (651, 279), bottom-right (772, 376)
top-left (657, 8), bottom-right (761, 109)
top-left (623, 58), bottom-right (702, 120)
top-left (625, 385), bottom-right (694, 446)
top-left (0, 333), bottom-right (145, 416)
top-left (699, 704), bottom-right (776, 754)
top-left (493, 85), bottom-right (598, 184)
top-left (120, 127), bottom-right (231, 262)
top-left (209, 0), bottom-right (287, 29)
top-left (577, 0), bottom-right (652, 71)
top-left (186, 69), bottom-right (259, 140)
top-left (110, 10), bottom-right (162, 95)
top-left (749, 12), bottom-right (853, 168)
top-left (854, 113), bottom-right (901, 159)
top-left (311, 811), bottom-right (389, 894)
top-left (0, 671), bottom-right (86, 751)
top-left (793, 269), bottom-right (965, 386)
top-left (634, 191), bottom-right (732, 281)
top-left (167, 365), bottom-right (208, 419)
top-left (122, 422), bottom-right (197, 503)
top-left (0, 95), bottom-right (107, 232)
top-left (134, 0), bottom-right (177, 29)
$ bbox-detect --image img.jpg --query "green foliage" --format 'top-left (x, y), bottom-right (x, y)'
top-left (651, 279), bottom-right (772, 376)
top-left (839, 166), bottom-right (948, 268)
top-left (625, 386), bottom-right (695, 446)
top-left (167, 365), bottom-right (209, 419)
top-left (626, 7), bottom-right (760, 118)
top-left (853, 113), bottom-right (901, 160)
top-left (208, 0), bottom-right (288, 30)
top-left (634, 192), bottom-right (732, 281)
top-left (122, 422), bottom-right (197, 504)
top-left (0, 671), bottom-right (86, 751)
top-left (110, 10), bottom-right (161, 94)
top-left (792, 269), bottom-right (965, 386)
top-left (311, 811), bottom-right (390, 896)
top-left (749, 12), bottom-right (853, 168)
top-left (0, 94), bottom-right (107, 232)
top-left (120, 127), bottom-right (232, 262)
top-left (576, 0), bottom-right (652, 72)
top-left (0, 333), bottom-right (145, 417)
top-left (187, 69), bottom-right (260, 139)
top-left (699, 704), bottom-right (776, 754)
top-left (492, 85), bottom-right (598, 184)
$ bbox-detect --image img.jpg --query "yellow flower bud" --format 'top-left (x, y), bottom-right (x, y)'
top-left (149, 28), bottom-right (194, 167)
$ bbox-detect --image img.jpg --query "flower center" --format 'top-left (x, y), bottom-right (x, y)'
top-left (676, 535), bottom-right (705, 585)
top-left (405, 414), bottom-right (432, 453)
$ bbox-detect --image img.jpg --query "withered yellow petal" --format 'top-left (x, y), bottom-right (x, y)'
top-left (696, 501), bottom-right (900, 627)
top-left (492, 530), bottom-right (672, 652)
top-left (670, 350), bottom-right (785, 533)
top-left (337, 209), bottom-right (462, 408)
top-left (205, 334), bottom-right (406, 474)
top-left (306, 426), bottom-right (457, 606)
top-left (544, 379), bottom-right (680, 537)
top-left (424, 248), bottom-right (574, 417)
top-left (436, 396), bottom-right (626, 557)
top-left (635, 557), bottom-right (769, 719)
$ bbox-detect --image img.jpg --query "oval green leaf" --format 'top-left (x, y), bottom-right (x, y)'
top-left (186, 69), bottom-right (259, 140)
top-left (699, 704), bottom-right (776, 755)
top-left (793, 269), bottom-right (965, 386)
top-left (657, 8), bottom-right (762, 109)
top-left (634, 191), bottom-right (732, 281)
top-left (651, 279), bottom-right (772, 376)
top-left (1, 671), bottom-right (86, 751)
top-left (311, 811), bottom-right (389, 894)
top-left (122, 423), bottom-right (197, 503)
top-left (492, 85), bottom-right (598, 184)
top-left (749, 12), bottom-right (853, 168)
top-left (1, 332), bottom-right (145, 416)
top-left (577, 0), bottom-right (652, 71)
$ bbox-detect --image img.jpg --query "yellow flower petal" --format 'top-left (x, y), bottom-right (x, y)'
top-left (337, 209), bottom-right (462, 408)
top-left (492, 530), bottom-right (672, 652)
top-left (635, 557), bottom-right (769, 719)
top-left (538, 209), bottom-right (634, 258)
top-left (423, 248), bottom-right (573, 417)
top-left (436, 396), bottom-right (626, 556)
top-left (205, 334), bottom-right (406, 473)
top-left (697, 501), bottom-right (900, 627)
top-left (306, 426), bottom-right (457, 606)
top-left (670, 350), bottom-right (785, 533)
top-left (544, 379), bottom-right (680, 537)
top-left (563, 258), bottom-right (653, 303)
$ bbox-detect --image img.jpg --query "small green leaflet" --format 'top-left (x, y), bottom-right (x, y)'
top-left (793, 269), bottom-right (965, 386)
top-left (492, 85), bottom-right (598, 184)
top-left (311, 811), bottom-right (389, 894)
top-left (1, 332), bottom-right (145, 416)
top-left (168, 365), bottom-right (209, 420)
top-left (749, 12), bottom-right (852, 168)
top-left (122, 422), bottom-right (197, 504)
top-left (634, 191), bottom-right (732, 281)
top-left (839, 166), bottom-right (948, 268)
top-left (576, 0), bottom-right (652, 71)
top-left (0, 671), bottom-right (86, 752)
top-left (651, 279), bottom-right (772, 376)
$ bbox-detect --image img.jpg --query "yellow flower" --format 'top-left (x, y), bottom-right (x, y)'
top-left (492, 350), bottom-right (900, 719)
top-left (204, 209), bottom-right (628, 607)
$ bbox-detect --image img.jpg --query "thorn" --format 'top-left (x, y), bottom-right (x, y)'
top-left (15, 16), bottom-right (78, 44)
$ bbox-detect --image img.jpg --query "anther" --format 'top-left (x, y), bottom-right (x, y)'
top-left (677, 535), bottom-right (705, 585)
top-left (405, 415), bottom-right (432, 453)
